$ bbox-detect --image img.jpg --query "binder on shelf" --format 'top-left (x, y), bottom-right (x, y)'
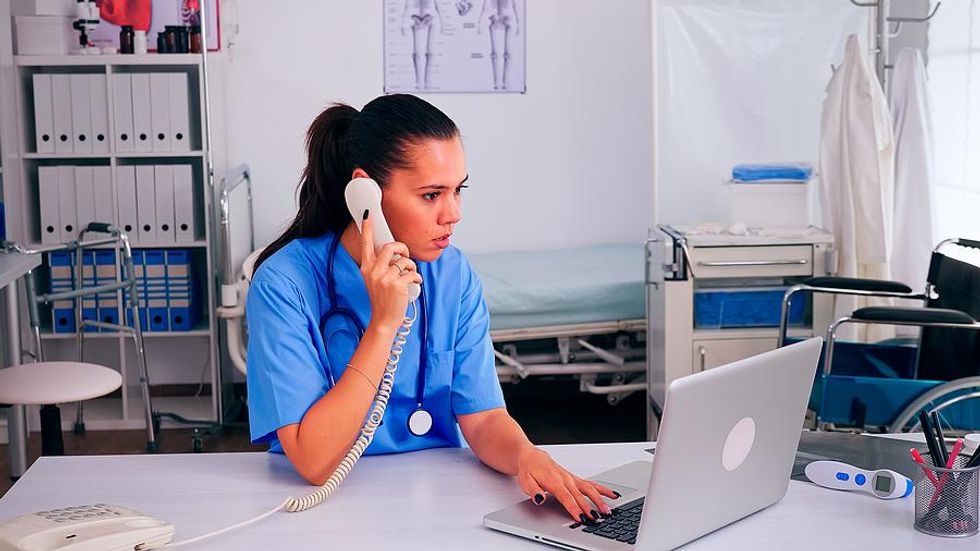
top-left (153, 165), bottom-right (175, 242)
top-left (173, 164), bottom-right (195, 242)
top-left (144, 249), bottom-right (168, 332)
top-left (32, 74), bottom-right (54, 153)
top-left (130, 73), bottom-right (152, 152)
top-left (112, 74), bottom-right (134, 153)
top-left (168, 73), bottom-right (190, 152)
top-left (56, 166), bottom-right (76, 242)
top-left (69, 74), bottom-right (92, 154)
top-left (93, 166), bottom-right (114, 225)
top-left (88, 74), bottom-right (110, 153)
top-left (81, 250), bottom-right (97, 332)
top-left (38, 166), bottom-right (60, 244)
top-left (165, 249), bottom-right (199, 331)
top-left (149, 73), bottom-right (171, 152)
top-left (95, 250), bottom-right (119, 331)
top-left (49, 251), bottom-right (75, 334)
top-left (116, 165), bottom-right (138, 237)
top-left (135, 165), bottom-right (157, 243)
top-left (51, 74), bottom-right (73, 154)
top-left (74, 166), bottom-right (95, 230)
top-left (124, 249), bottom-right (147, 330)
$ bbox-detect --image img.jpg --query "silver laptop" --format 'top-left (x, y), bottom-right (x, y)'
top-left (484, 337), bottom-right (823, 551)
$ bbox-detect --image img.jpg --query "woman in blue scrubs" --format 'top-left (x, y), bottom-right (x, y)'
top-left (246, 94), bottom-right (617, 524)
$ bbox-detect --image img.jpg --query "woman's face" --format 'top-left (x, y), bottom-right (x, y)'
top-left (354, 137), bottom-right (467, 262)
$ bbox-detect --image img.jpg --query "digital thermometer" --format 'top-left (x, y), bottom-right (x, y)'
top-left (804, 460), bottom-right (913, 499)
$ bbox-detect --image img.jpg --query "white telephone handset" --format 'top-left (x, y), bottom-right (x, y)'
top-left (344, 177), bottom-right (422, 301)
top-left (0, 179), bottom-right (421, 550)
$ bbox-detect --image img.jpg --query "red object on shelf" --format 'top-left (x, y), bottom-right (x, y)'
top-left (99, 0), bottom-right (152, 33)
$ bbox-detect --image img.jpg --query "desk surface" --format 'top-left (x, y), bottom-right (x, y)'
top-left (0, 442), bottom-right (974, 550)
top-left (0, 253), bottom-right (39, 290)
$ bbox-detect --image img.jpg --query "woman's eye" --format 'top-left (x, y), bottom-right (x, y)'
top-left (455, 184), bottom-right (469, 195)
top-left (422, 192), bottom-right (440, 201)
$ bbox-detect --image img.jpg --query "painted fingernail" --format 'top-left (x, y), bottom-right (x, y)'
top-left (534, 494), bottom-right (544, 505)
top-left (612, 491), bottom-right (622, 498)
top-left (590, 509), bottom-right (599, 520)
top-left (578, 513), bottom-right (588, 524)
top-left (363, 209), bottom-right (369, 220)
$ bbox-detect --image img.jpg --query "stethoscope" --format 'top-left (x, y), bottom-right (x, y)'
top-left (322, 235), bottom-right (433, 437)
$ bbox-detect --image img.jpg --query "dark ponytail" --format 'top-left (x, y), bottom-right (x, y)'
top-left (254, 94), bottom-right (459, 271)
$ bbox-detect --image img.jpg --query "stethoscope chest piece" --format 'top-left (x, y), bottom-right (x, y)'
top-left (408, 407), bottom-right (433, 437)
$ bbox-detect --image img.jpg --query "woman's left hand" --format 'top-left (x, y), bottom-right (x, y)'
top-left (515, 447), bottom-right (620, 523)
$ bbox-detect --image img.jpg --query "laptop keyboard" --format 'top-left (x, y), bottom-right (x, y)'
top-left (570, 498), bottom-right (644, 545)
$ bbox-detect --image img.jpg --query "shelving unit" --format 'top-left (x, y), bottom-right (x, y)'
top-left (0, 7), bottom-right (224, 434)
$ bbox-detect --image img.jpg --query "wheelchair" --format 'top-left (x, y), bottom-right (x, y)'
top-left (778, 238), bottom-right (980, 434)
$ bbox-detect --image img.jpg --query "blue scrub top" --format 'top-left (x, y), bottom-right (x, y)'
top-left (245, 232), bottom-right (506, 455)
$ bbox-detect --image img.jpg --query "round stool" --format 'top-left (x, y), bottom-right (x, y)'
top-left (0, 362), bottom-right (122, 456)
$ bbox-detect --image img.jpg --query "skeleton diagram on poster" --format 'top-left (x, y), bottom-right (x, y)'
top-left (384, 0), bottom-right (526, 93)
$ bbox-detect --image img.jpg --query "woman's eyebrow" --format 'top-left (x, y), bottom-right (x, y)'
top-left (417, 175), bottom-right (470, 190)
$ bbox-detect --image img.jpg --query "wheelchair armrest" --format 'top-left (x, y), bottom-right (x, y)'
top-left (852, 306), bottom-right (977, 325)
top-left (803, 276), bottom-right (913, 294)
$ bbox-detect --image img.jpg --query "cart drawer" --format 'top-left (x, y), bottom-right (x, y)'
top-left (691, 245), bottom-right (813, 278)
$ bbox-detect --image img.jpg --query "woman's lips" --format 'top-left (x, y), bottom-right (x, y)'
top-left (433, 234), bottom-right (451, 249)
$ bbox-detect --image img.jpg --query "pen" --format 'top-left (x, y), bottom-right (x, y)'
top-left (910, 447), bottom-right (940, 486)
top-left (966, 443), bottom-right (980, 469)
top-left (929, 439), bottom-right (964, 509)
top-left (931, 411), bottom-right (950, 466)
top-left (919, 410), bottom-right (943, 467)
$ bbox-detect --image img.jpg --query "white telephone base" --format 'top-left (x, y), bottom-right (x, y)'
top-left (0, 504), bottom-right (174, 551)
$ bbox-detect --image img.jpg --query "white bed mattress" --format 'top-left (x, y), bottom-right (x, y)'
top-left (467, 244), bottom-right (646, 331)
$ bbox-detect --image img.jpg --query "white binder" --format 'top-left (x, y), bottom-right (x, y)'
top-left (32, 74), bottom-right (55, 153)
top-left (69, 74), bottom-right (92, 153)
top-left (130, 73), bottom-right (152, 152)
top-left (149, 73), bottom-right (171, 152)
top-left (153, 165), bottom-right (175, 242)
top-left (51, 74), bottom-right (73, 153)
top-left (112, 74), bottom-right (134, 152)
top-left (74, 166), bottom-right (95, 231)
top-left (135, 165), bottom-right (157, 242)
top-left (173, 164), bottom-right (195, 242)
top-left (116, 166), bottom-right (138, 237)
top-left (93, 166), bottom-right (114, 225)
top-left (168, 73), bottom-right (190, 152)
top-left (89, 74), bottom-right (110, 153)
top-left (38, 166), bottom-right (60, 244)
top-left (57, 166), bottom-right (77, 242)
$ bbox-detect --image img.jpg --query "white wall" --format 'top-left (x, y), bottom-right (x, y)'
top-left (223, 0), bottom-right (653, 254)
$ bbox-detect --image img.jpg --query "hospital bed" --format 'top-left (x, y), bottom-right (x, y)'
top-left (214, 167), bottom-right (647, 407)
top-left (468, 245), bottom-right (647, 405)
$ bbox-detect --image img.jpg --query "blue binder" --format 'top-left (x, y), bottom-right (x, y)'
top-left (165, 249), bottom-right (198, 331)
top-left (124, 249), bottom-right (147, 330)
top-left (95, 250), bottom-right (119, 331)
top-left (144, 249), bottom-right (169, 332)
top-left (49, 251), bottom-right (75, 333)
top-left (80, 251), bottom-right (98, 332)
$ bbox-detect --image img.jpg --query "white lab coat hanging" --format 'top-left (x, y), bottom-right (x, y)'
top-left (818, 34), bottom-right (896, 342)
top-left (890, 48), bottom-right (936, 295)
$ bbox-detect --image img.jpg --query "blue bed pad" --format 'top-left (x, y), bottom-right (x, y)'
top-left (467, 244), bottom-right (646, 331)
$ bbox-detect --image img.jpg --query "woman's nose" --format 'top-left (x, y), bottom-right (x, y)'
top-left (439, 198), bottom-right (461, 225)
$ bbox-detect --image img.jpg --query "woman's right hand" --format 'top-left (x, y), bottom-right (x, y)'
top-left (358, 211), bottom-right (422, 329)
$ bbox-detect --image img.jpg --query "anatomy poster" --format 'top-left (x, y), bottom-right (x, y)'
top-left (384, 0), bottom-right (526, 93)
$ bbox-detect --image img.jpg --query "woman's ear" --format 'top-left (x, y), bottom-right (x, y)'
top-left (351, 168), bottom-right (370, 181)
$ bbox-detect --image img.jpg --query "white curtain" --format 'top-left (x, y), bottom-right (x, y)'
top-left (928, 0), bottom-right (980, 244)
top-left (656, 0), bottom-right (866, 225)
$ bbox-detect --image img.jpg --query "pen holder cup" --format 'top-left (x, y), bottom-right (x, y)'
top-left (912, 453), bottom-right (980, 538)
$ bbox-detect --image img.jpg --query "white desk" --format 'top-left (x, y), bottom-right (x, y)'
top-left (0, 442), bottom-right (975, 550)
top-left (0, 252), bottom-right (42, 479)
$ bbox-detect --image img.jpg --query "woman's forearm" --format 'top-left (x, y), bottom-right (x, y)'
top-left (463, 409), bottom-right (537, 476)
top-left (278, 321), bottom-right (400, 485)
